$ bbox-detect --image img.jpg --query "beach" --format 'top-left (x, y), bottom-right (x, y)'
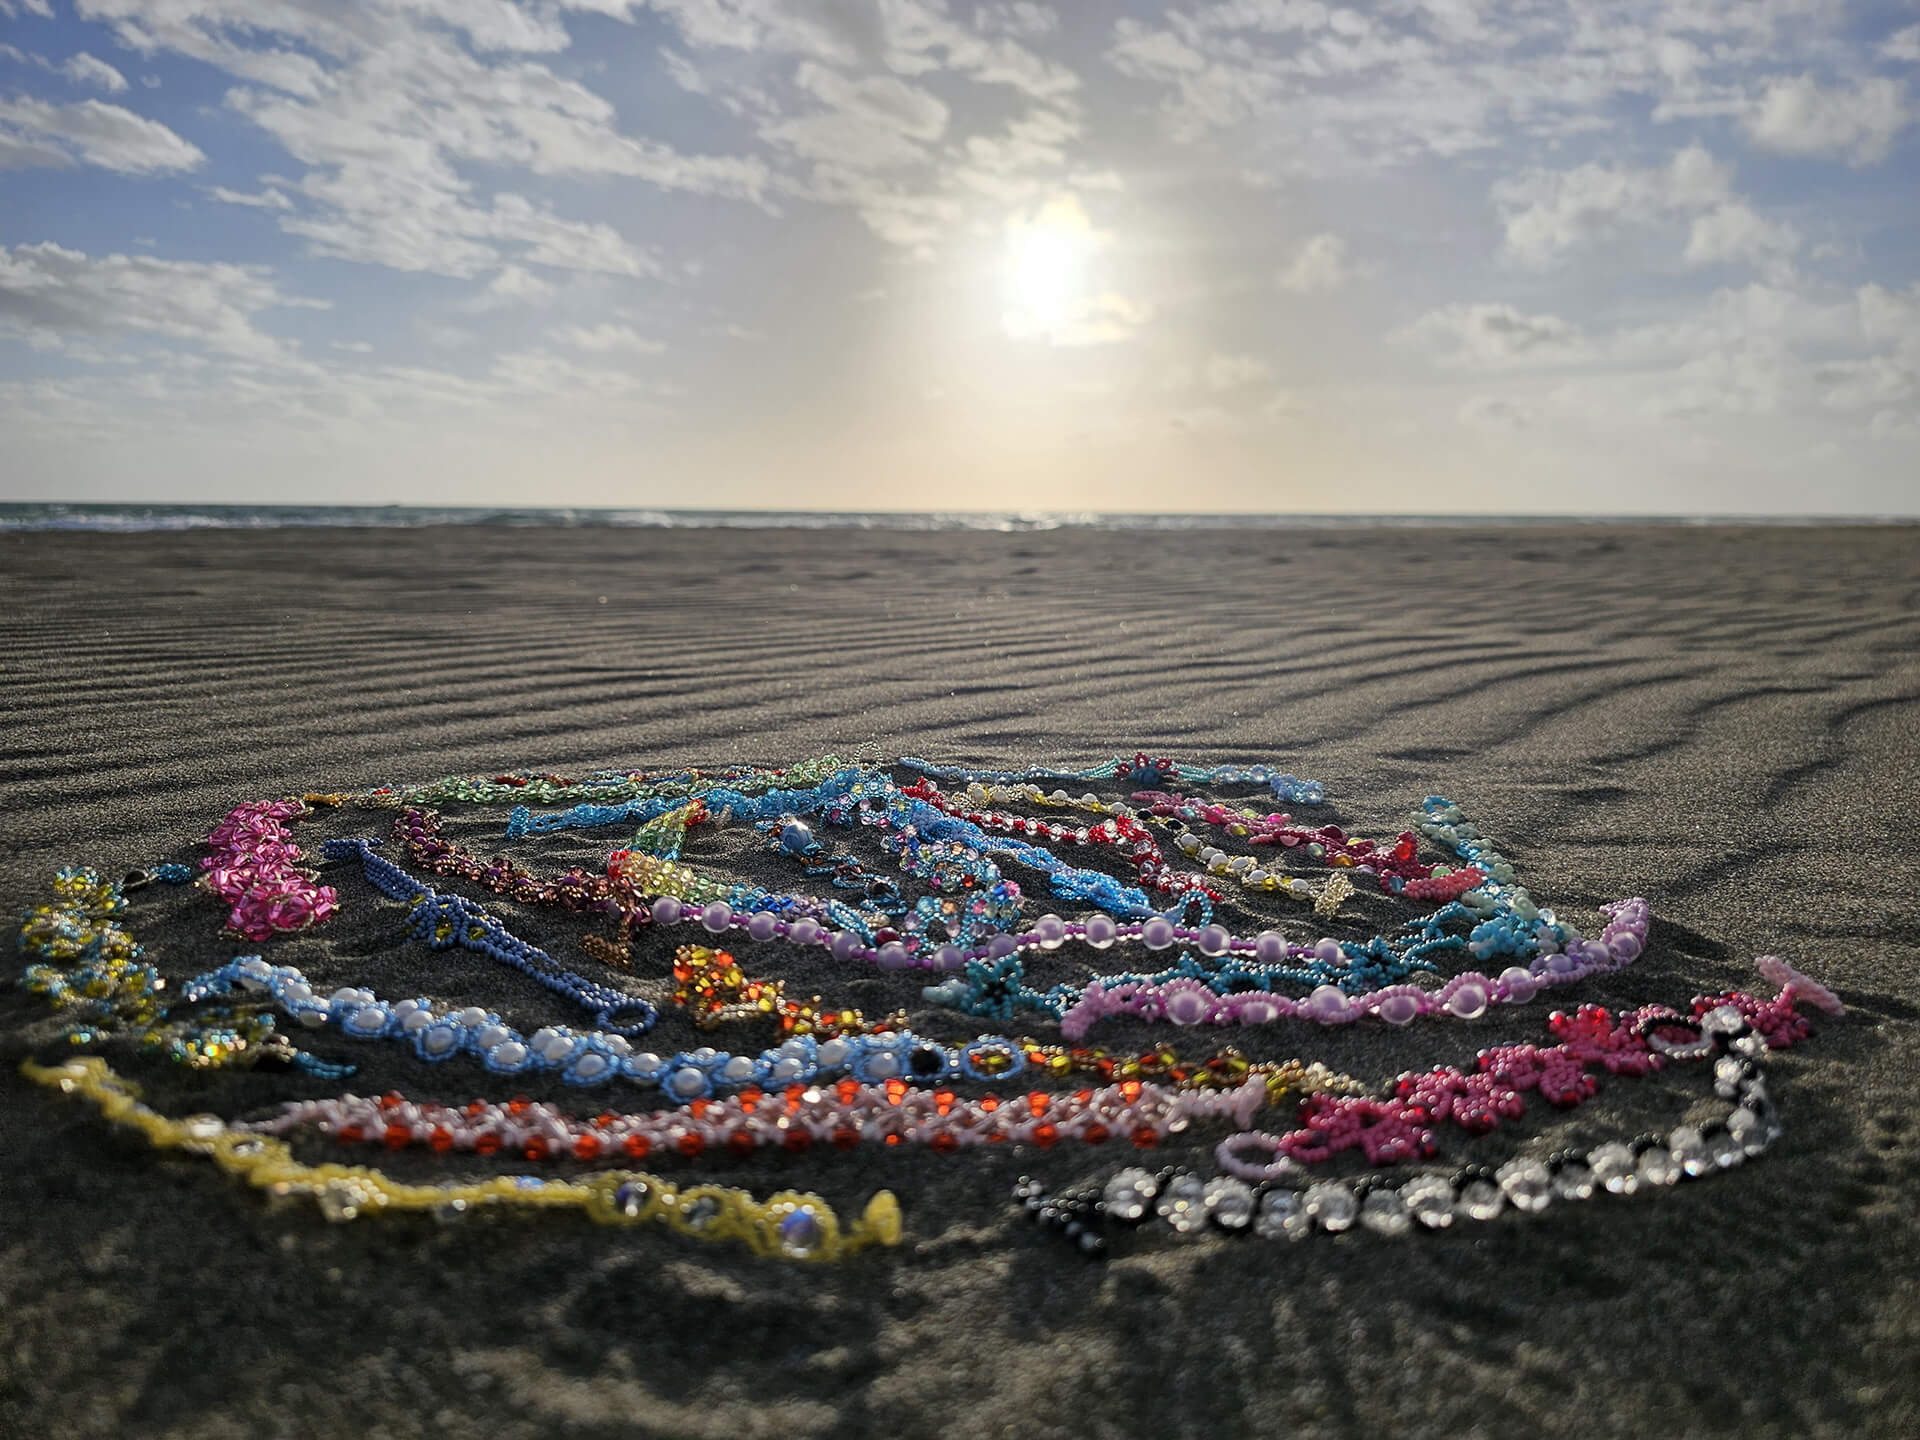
top-left (2, 520), bottom-right (1917, 1439)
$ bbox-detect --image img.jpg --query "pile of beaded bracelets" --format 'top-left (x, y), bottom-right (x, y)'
top-left (1013, 962), bottom-right (1838, 1259)
top-left (22, 1057), bottom-right (901, 1263)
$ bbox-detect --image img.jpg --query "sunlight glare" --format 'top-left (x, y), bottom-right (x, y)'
top-left (1002, 195), bottom-right (1097, 343)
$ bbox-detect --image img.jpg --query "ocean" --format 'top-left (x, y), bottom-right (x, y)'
top-left (1, 504), bottom-right (1903, 532)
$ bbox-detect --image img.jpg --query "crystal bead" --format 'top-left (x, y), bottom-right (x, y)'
top-left (432, 1197), bottom-right (470, 1224)
top-left (1102, 1167), bottom-right (1160, 1223)
top-left (1204, 1177), bottom-right (1256, 1231)
top-left (1496, 1157), bottom-right (1553, 1213)
top-left (1589, 1142), bottom-right (1639, 1194)
top-left (1706, 1127), bottom-right (1744, 1169)
top-left (1551, 1160), bottom-right (1595, 1201)
top-left (1156, 1172), bottom-right (1210, 1234)
top-left (1253, 1188), bottom-right (1309, 1241)
top-left (1456, 1178), bottom-right (1505, 1221)
top-left (1728, 1107), bottom-right (1772, 1156)
top-left (316, 1180), bottom-right (363, 1223)
top-left (1305, 1181), bottom-right (1357, 1232)
top-left (1699, 1004), bottom-right (1746, 1036)
top-left (777, 1206), bottom-right (826, 1257)
top-left (1636, 1144), bottom-right (1681, 1187)
top-left (1713, 1056), bottom-right (1747, 1098)
top-left (681, 1195), bottom-right (722, 1229)
top-left (1669, 1126), bottom-right (1713, 1177)
top-left (183, 1114), bottom-right (226, 1141)
top-left (615, 1179), bottom-right (652, 1217)
top-left (1359, 1187), bottom-right (1411, 1236)
top-left (1402, 1173), bottom-right (1455, 1228)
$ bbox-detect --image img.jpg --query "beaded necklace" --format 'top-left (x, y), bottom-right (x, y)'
top-left (23, 1057), bottom-right (899, 1262)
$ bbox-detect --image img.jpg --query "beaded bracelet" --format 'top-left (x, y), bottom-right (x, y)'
top-left (670, 943), bottom-right (907, 1038)
top-left (503, 766), bottom-right (891, 840)
top-left (321, 839), bottom-right (658, 1035)
top-left (200, 800), bottom-right (341, 941)
top-left (899, 752), bottom-right (1326, 806)
top-left (364, 756), bottom-right (858, 812)
top-left (22, 1057), bottom-right (900, 1262)
top-left (241, 1071), bottom-right (1272, 1161)
top-left (186, 955), bottom-right (1039, 1096)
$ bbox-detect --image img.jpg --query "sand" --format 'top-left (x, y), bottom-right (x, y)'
top-left (2, 522), bottom-right (1917, 1440)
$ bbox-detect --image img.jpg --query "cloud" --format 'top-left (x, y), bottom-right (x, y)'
top-left (1683, 202), bottom-right (1801, 277)
top-left (556, 323), bottom-right (665, 353)
top-left (0, 95), bottom-right (204, 173)
top-left (1743, 74), bottom-right (1907, 165)
top-left (763, 61), bottom-right (950, 170)
top-left (209, 185), bottom-right (293, 210)
top-left (1277, 232), bottom-right (1353, 293)
top-left (62, 53), bottom-right (128, 92)
top-left (73, 0), bottom-right (769, 280)
top-left (1494, 145), bottom-right (1798, 275)
top-left (977, 3), bottom-right (1059, 39)
top-left (460, 265), bottom-right (557, 310)
top-left (1395, 302), bottom-right (1589, 368)
top-left (0, 241), bottom-right (310, 362)
top-left (1885, 26), bottom-right (1920, 64)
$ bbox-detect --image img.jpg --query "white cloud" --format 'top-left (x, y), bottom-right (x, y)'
top-left (0, 0), bottom-right (55, 17)
top-left (1277, 232), bottom-right (1353, 293)
top-left (1885, 26), bottom-right (1920, 64)
top-left (0, 242), bottom-right (310, 362)
top-left (461, 265), bottom-right (557, 310)
top-left (62, 53), bottom-right (128, 92)
top-left (976, 3), bottom-right (1059, 39)
top-left (1395, 302), bottom-right (1589, 369)
top-left (209, 185), bottom-right (293, 210)
top-left (331, 339), bottom-right (374, 353)
top-left (1684, 203), bottom-right (1801, 279)
top-left (556, 323), bottom-right (665, 353)
top-left (0, 95), bottom-right (204, 173)
top-left (1494, 145), bottom-right (1798, 275)
top-left (1744, 74), bottom-right (1907, 165)
top-left (73, 0), bottom-right (769, 280)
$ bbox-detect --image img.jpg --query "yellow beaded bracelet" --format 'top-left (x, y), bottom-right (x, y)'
top-left (23, 1057), bottom-right (903, 1263)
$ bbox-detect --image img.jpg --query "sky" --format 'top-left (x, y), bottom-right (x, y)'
top-left (2, 0), bottom-right (1918, 515)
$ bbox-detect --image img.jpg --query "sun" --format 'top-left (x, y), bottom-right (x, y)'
top-left (1002, 195), bottom-right (1097, 343)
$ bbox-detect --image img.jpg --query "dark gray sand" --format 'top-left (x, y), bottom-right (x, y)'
top-left (2, 523), bottom-right (1917, 1439)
